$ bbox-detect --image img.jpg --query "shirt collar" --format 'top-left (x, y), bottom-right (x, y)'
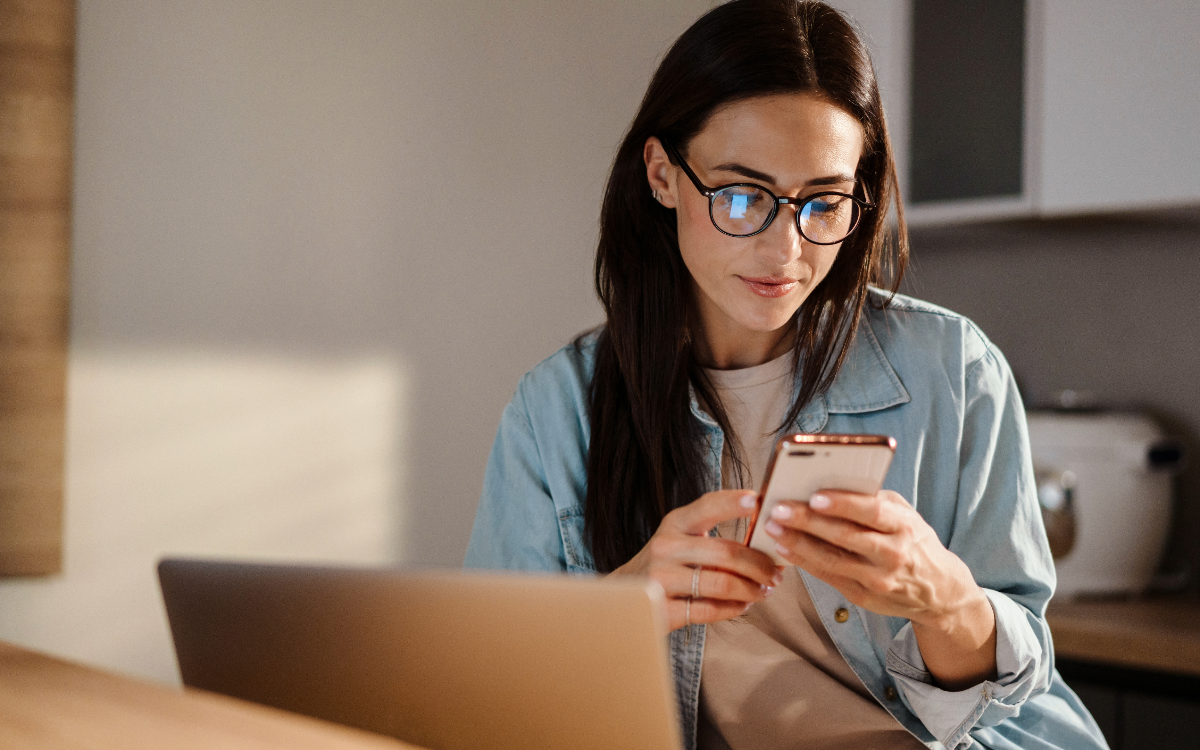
top-left (823, 311), bottom-right (911, 415)
top-left (689, 309), bottom-right (911, 433)
top-left (791, 311), bottom-right (911, 434)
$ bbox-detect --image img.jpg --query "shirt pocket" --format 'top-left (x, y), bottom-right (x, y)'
top-left (556, 506), bottom-right (596, 573)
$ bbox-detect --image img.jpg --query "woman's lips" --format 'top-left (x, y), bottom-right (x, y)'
top-left (739, 276), bottom-right (800, 298)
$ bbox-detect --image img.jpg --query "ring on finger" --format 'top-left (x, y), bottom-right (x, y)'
top-left (685, 597), bottom-right (692, 627)
top-left (692, 566), bottom-right (702, 599)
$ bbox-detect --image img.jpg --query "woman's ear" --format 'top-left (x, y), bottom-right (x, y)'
top-left (643, 136), bottom-right (679, 209)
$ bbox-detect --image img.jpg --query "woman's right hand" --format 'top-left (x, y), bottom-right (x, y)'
top-left (610, 489), bottom-right (784, 631)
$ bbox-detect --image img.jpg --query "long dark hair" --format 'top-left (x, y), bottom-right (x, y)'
top-left (585, 0), bottom-right (908, 572)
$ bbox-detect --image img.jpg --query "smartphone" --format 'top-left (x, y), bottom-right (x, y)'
top-left (744, 433), bottom-right (896, 564)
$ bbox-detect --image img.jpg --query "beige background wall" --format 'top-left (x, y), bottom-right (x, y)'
top-left (6, 0), bottom-right (1194, 691)
top-left (0, 0), bottom-right (712, 684)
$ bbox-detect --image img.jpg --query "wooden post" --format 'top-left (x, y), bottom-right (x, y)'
top-left (0, 0), bottom-right (74, 575)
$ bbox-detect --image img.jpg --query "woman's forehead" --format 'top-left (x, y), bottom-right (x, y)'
top-left (688, 93), bottom-right (865, 186)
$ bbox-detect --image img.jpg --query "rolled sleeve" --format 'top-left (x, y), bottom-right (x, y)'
top-left (885, 589), bottom-right (1052, 750)
top-left (883, 338), bottom-right (1056, 748)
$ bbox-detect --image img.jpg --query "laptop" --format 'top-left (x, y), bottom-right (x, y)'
top-left (158, 558), bottom-right (683, 750)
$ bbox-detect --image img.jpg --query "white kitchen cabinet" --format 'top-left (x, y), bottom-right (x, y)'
top-left (830, 0), bottom-right (1200, 224)
top-left (1037, 1), bottom-right (1200, 215)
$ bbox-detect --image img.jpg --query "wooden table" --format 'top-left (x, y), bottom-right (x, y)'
top-left (0, 641), bottom-right (427, 750)
top-left (8, 597), bottom-right (1199, 749)
top-left (1047, 595), bottom-right (1200, 677)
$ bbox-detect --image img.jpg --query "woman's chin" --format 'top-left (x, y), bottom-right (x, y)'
top-left (738, 298), bottom-right (805, 332)
top-left (731, 308), bottom-right (800, 335)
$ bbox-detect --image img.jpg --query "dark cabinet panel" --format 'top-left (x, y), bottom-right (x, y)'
top-left (1123, 694), bottom-right (1200, 750)
top-left (1059, 659), bottom-right (1200, 750)
top-left (1070, 681), bottom-right (1119, 748)
top-left (910, 0), bottom-right (1025, 203)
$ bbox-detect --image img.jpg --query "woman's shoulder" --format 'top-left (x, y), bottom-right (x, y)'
top-left (508, 326), bottom-right (602, 425)
top-left (862, 287), bottom-right (1000, 375)
top-left (518, 326), bottom-right (600, 390)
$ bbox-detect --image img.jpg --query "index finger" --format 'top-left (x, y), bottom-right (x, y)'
top-left (807, 489), bottom-right (904, 533)
top-left (668, 490), bottom-right (758, 536)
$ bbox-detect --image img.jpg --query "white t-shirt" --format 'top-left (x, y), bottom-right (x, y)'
top-left (698, 353), bottom-right (924, 750)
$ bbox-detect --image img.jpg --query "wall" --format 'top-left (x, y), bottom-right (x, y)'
top-left (904, 214), bottom-right (1200, 589)
top-left (8, 0), bottom-right (1195, 688)
top-left (0, 0), bottom-right (712, 684)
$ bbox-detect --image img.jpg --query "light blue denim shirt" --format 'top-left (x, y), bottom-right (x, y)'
top-left (465, 290), bottom-right (1108, 750)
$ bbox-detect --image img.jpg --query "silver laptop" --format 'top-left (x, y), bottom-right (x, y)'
top-left (158, 558), bottom-right (682, 750)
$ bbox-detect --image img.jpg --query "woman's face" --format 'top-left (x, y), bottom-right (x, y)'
top-left (645, 92), bottom-right (865, 368)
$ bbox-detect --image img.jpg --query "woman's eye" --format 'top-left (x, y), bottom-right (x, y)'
top-left (809, 198), bottom-right (837, 214)
top-left (721, 189), bottom-right (767, 219)
top-left (808, 196), bottom-right (849, 216)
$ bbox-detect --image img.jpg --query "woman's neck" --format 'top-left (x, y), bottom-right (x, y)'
top-left (694, 320), bottom-right (796, 370)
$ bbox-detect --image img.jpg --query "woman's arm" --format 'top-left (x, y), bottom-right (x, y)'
top-left (762, 340), bottom-right (1056, 749)
top-left (763, 489), bottom-right (997, 690)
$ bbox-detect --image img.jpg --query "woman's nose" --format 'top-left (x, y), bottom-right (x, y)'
top-left (757, 205), bottom-right (805, 263)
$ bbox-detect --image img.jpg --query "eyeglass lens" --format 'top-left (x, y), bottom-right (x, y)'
top-left (710, 186), bottom-right (861, 243)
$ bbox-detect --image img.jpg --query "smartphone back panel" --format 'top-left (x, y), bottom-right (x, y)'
top-left (746, 434), bottom-right (895, 564)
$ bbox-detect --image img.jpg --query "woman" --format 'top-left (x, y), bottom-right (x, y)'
top-left (466, 2), bottom-right (1106, 748)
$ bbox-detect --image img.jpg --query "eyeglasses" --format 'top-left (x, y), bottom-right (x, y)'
top-left (662, 140), bottom-right (873, 244)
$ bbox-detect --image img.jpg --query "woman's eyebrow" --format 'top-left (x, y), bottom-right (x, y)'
top-left (710, 162), bottom-right (855, 188)
top-left (806, 173), bottom-right (857, 187)
top-left (710, 162), bottom-right (777, 183)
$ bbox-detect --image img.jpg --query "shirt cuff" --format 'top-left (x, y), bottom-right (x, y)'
top-left (884, 589), bottom-right (1052, 750)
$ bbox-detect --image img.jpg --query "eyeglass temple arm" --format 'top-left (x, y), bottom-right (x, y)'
top-left (664, 136), bottom-right (875, 209)
top-left (660, 139), bottom-right (716, 195)
top-left (858, 181), bottom-right (874, 208)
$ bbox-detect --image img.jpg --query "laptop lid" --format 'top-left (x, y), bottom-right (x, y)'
top-left (158, 558), bottom-right (682, 750)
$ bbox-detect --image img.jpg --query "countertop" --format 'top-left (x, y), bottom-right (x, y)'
top-left (1047, 595), bottom-right (1200, 677)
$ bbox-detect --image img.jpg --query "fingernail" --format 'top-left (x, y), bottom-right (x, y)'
top-left (740, 493), bottom-right (757, 509)
top-left (774, 543), bottom-right (790, 557)
top-left (762, 585), bottom-right (775, 597)
top-left (809, 494), bottom-right (831, 510)
top-left (771, 504), bottom-right (792, 520)
top-left (765, 520), bottom-right (783, 536)
top-left (772, 570), bottom-right (784, 586)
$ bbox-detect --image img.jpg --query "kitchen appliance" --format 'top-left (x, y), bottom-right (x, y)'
top-left (1025, 411), bottom-right (1183, 598)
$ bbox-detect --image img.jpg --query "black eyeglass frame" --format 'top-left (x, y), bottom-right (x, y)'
top-left (661, 140), bottom-right (874, 244)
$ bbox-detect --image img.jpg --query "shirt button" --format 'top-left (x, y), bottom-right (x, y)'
top-left (884, 686), bottom-right (898, 701)
top-left (834, 607), bottom-right (849, 623)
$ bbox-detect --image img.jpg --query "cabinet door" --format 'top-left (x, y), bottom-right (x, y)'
top-left (1037, 0), bottom-right (1200, 215)
top-left (1123, 693), bottom-right (1200, 750)
top-left (833, 0), bottom-right (1200, 223)
top-left (832, 0), bottom-right (1037, 224)
top-left (1069, 681), bottom-right (1119, 748)
top-left (909, 0), bottom-right (1026, 205)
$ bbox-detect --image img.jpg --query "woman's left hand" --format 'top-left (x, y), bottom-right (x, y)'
top-left (764, 489), bottom-right (998, 690)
